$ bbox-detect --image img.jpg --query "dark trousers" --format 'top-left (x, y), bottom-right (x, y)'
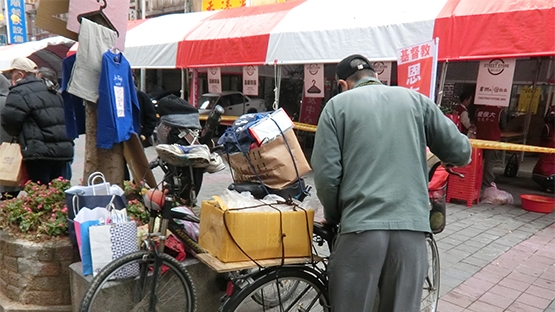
top-left (25, 160), bottom-right (70, 184)
top-left (329, 230), bottom-right (427, 312)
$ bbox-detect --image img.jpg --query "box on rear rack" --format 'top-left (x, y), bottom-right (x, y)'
top-left (199, 198), bottom-right (314, 263)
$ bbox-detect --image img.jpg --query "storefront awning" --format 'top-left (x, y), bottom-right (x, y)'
top-left (433, 0), bottom-right (555, 61)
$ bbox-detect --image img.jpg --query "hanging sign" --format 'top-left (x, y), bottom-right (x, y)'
top-left (304, 63), bottom-right (324, 98)
top-left (517, 86), bottom-right (541, 114)
top-left (207, 67), bottom-right (222, 94)
top-left (299, 95), bottom-right (321, 125)
top-left (372, 61), bottom-right (392, 86)
top-left (474, 58), bottom-right (516, 107)
top-left (242, 66), bottom-right (259, 96)
top-left (396, 39), bottom-right (438, 100)
top-left (189, 68), bottom-right (199, 107)
top-left (67, 0), bottom-right (130, 50)
top-left (5, 0), bottom-right (27, 44)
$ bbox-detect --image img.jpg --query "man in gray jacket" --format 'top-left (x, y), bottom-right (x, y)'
top-left (312, 54), bottom-right (471, 312)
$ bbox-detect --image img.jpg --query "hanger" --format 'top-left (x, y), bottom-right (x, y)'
top-left (77, 0), bottom-right (119, 36)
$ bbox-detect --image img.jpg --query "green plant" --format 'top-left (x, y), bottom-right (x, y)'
top-left (0, 177), bottom-right (70, 240)
top-left (123, 180), bottom-right (150, 224)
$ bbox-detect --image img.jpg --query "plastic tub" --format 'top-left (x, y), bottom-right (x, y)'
top-left (520, 194), bottom-right (555, 214)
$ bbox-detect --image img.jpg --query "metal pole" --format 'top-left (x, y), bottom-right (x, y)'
top-left (436, 61), bottom-right (449, 106)
top-left (521, 58), bottom-right (543, 161)
top-left (139, 0), bottom-right (146, 92)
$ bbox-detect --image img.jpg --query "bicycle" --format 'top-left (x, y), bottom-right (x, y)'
top-left (79, 104), bottom-right (225, 312)
top-left (219, 163), bottom-right (463, 312)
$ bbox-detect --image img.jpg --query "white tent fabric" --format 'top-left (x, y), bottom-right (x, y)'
top-left (266, 0), bottom-right (449, 64)
top-left (0, 36), bottom-right (75, 71)
top-left (124, 11), bottom-right (216, 68)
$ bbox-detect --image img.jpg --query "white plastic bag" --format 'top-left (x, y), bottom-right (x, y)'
top-left (481, 183), bottom-right (514, 205)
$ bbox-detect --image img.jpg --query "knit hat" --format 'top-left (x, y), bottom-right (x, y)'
top-left (335, 54), bottom-right (374, 80)
top-left (6, 57), bottom-right (38, 73)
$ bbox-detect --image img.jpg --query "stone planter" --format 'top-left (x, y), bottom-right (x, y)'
top-left (0, 231), bottom-right (77, 311)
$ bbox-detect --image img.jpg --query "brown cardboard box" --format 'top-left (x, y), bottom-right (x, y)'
top-left (199, 199), bottom-right (314, 263)
top-left (227, 129), bottom-right (311, 189)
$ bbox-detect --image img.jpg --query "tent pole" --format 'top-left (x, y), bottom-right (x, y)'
top-left (521, 57), bottom-right (543, 161)
top-left (181, 68), bottom-right (186, 99)
top-left (436, 61), bottom-right (449, 106)
top-left (140, 68), bottom-right (146, 92)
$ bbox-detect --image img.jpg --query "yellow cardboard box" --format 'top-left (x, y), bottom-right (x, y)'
top-left (199, 199), bottom-right (314, 263)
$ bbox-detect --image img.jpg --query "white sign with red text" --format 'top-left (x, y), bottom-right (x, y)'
top-left (474, 58), bottom-right (516, 107)
top-left (372, 61), bottom-right (392, 85)
top-left (304, 63), bottom-right (324, 98)
top-left (242, 66), bottom-right (259, 96)
top-left (397, 39), bottom-right (438, 100)
top-left (207, 67), bottom-right (222, 94)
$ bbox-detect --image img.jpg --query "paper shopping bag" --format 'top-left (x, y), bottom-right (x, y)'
top-left (66, 193), bottom-right (127, 247)
top-left (74, 207), bottom-right (109, 275)
top-left (89, 222), bottom-right (139, 278)
top-left (0, 143), bottom-right (24, 186)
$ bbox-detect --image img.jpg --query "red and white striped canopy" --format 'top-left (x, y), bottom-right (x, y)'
top-left (126, 0), bottom-right (448, 68)
top-left (124, 0), bottom-right (555, 69)
top-left (434, 0), bottom-right (555, 61)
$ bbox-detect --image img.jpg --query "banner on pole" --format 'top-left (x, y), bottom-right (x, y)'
top-left (242, 66), bottom-right (259, 96)
top-left (207, 67), bottom-right (222, 94)
top-left (304, 63), bottom-right (324, 98)
top-left (372, 61), bottom-right (392, 86)
top-left (396, 39), bottom-right (438, 100)
top-left (474, 58), bottom-right (516, 107)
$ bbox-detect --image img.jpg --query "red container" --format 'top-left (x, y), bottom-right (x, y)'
top-left (520, 194), bottom-right (555, 214)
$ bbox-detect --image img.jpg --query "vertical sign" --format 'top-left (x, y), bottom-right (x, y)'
top-left (304, 63), bottom-right (324, 98)
top-left (397, 39), bottom-right (438, 100)
top-left (372, 61), bottom-right (392, 85)
top-left (67, 0), bottom-right (130, 50)
top-left (474, 58), bottom-right (516, 107)
top-left (207, 67), bottom-right (222, 94)
top-left (5, 0), bottom-right (27, 44)
top-left (203, 0), bottom-right (246, 11)
top-left (189, 68), bottom-right (199, 107)
top-left (242, 65), bottom-right (258, 96)
top-left (299, 95), bottom-right (321, 125)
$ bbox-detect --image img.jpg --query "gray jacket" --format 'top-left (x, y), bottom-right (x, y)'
top-left (312, 77), bottom-right (471, 234)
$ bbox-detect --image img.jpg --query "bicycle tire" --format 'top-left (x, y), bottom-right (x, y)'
top-left (79, 251), bottom-right (196, 312)
top-left (223, 267), bottom-right (330, 312)
top-left (420, 234), bottom-right (440, 312)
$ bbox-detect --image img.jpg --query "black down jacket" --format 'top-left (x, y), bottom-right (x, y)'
top-left (1, 76), bottom-right (73, 161)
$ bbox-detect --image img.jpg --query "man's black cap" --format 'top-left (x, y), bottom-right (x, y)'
top-left (335, 54), bottom-right (375, 80)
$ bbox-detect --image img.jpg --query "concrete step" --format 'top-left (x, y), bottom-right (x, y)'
top-left (69, 257), bottom-right (225, 312)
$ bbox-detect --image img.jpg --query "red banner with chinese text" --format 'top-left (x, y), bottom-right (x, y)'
top-left (299, 96), bottom-right (321, 125)
top-left (396, 39), bottom-right (438, 100)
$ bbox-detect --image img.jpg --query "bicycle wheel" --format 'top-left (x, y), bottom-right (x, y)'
top-left (80, 251), bottom-right (196, 312)
top-left (420, 234), bottom-right (440, 312)
top-left (223, 267), bottom-right (330, 312)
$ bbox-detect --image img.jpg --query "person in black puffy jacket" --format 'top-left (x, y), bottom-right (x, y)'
top-left (1, 58), bottom-right (73, 184)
